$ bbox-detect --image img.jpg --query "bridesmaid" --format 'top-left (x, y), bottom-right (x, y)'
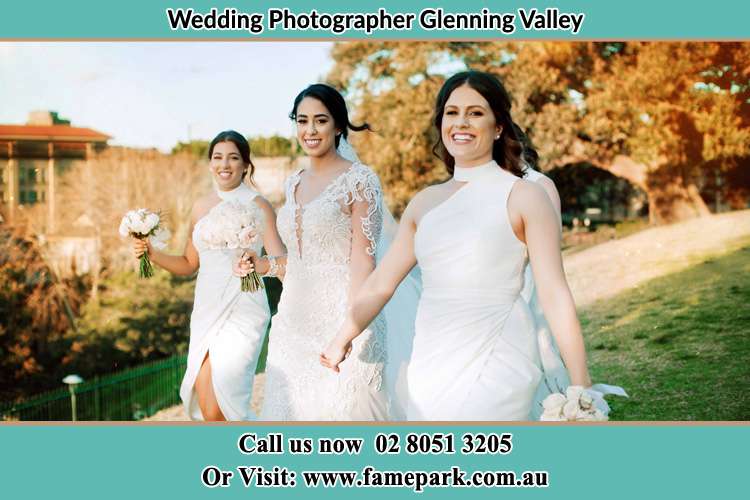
top-left (132, 130), bottom-right (285, 421)
top-left (321, 71), bottom-right (594, 420)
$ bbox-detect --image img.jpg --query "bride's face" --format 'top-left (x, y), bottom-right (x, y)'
top-left (441, 84), bottom-right (502, 167)
top-left (209, 141), bottom-right (246, 191)
top-left (295, 97), bottom-right (339, 158)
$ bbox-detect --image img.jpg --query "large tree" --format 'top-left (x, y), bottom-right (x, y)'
top-left (328, 42), bottom-right (750, 222)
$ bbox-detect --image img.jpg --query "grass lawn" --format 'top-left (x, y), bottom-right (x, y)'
top-left (582, 245), bottom-right (750, 420)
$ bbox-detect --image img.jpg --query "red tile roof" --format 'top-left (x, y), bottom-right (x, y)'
top-left (0, 124), bottom-right (110, 142)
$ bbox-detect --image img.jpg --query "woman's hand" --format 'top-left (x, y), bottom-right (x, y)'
top-left (132, 237), bottom-right (151, 259)
top-left (233, 251), bottom-right (257, 277)
top-left (319, 338), bottom-right (353, 373)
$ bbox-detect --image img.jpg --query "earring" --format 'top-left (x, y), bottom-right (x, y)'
top-left (495, 134), bottom-right (501, 140)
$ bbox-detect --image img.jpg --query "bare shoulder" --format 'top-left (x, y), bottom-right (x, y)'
top-left (407, 181), bottom-right (454, 223)
top-left (535, 174), bottom-right (559, 195)
top-left (252, 195), bottom-right (276, 216)
top-left (510, 178), bottom-right (548, 205)
top-left (191, 192), bottom-right (220, 222)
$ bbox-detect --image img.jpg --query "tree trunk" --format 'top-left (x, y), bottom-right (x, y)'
top-left (645, 176), bottom-right (711, 224)
top-left (564, 153), bottom-right (712, 225)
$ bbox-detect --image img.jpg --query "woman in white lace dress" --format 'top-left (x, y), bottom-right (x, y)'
top-left (242, 84), bottom-right (388, 420)
top-left (132, 130), bottom-right (285, 421)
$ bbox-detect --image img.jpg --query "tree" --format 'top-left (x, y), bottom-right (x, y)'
top-left (0, 225), bottom-right (87, 399)
top-left (171, 140), bottom-right (210, 159)
top-left (53, 147), bottom-right (211, 276)
top-left (327, 42), bottom-right (750, 223)
top-left (249, 135), bottom-right (298, 157)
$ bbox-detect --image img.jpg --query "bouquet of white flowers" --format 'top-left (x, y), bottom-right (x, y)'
top-left (119, 208), bottom-right (170, 278)
top-left (200, 200), bottom-right (264, 292)
top-left (540, 385), bottom-right (608, 422)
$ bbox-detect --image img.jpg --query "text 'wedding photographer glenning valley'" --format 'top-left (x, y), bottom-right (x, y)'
top-left (165, 7), bottom-right (585, 36)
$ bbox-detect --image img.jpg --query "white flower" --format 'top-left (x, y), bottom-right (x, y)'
top-left (118, 218), bottom-right (130, 237)
top-left (562, 399), bottom-right (580, 420)
top-left (145, 212), bottom-right (160, 232)
top-left (238, 226), bottom-right (259, 248)
top-left (150, 227), bottom-right (171, 250)
top-left (565, 385), bottom-right (585, 402)
top-left (579, 391), bottom-right (594, 411)
top-left (542, 392), bottom-right (567, 412)
top-left (539, 409), bottom-right (565, 421)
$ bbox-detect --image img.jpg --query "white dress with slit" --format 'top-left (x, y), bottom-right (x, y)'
top-left (179, 183), bottom-right (270, 421)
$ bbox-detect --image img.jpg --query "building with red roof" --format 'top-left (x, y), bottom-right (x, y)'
top-left (0, 111), bottom-right (110, 230)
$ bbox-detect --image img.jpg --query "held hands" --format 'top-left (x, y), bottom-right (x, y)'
top-left (232, 251), bottom-right (258, 278)
top-left (319, 338), bottom-right (353, 373)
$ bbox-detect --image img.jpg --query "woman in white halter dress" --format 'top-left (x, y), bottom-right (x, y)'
top-left (322, 71), bottom-right (596, 420)
top-left (133, 131), bottom-right (284, 421)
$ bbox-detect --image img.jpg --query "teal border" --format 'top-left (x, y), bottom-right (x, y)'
top-left (1, 1), bottom-right (749, 39)
top-left (1, 424), bottom-right (746, 498)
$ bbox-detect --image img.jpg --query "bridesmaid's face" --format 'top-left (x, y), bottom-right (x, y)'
top-left (295, 97), bottom-right (339, 158)
top-left (441, 84), bottom-right (502, 167)
top-left (209, 141), bottom-right (246, 191)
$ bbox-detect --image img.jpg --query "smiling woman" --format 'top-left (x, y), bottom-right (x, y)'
top-left (129, 130), bottom-right (286, 422)
top-left (322, 70), bottom-right (601, 421)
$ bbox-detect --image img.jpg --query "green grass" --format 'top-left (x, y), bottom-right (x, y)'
top-left (582, 246), bottom-right (750, 420)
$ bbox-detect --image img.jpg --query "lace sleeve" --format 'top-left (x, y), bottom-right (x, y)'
top-left (346, 165), bottom-right (384, 256)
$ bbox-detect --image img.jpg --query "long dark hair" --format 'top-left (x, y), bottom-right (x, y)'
top-left (208, 130), bottom-right (255, 182)
top-left (432, 70), bottom-right (533, 178)
top-left (289, 83), bottom-right (370, 148)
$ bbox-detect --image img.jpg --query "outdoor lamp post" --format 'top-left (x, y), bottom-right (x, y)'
top-left (62, 374), bottom-right (83, 421)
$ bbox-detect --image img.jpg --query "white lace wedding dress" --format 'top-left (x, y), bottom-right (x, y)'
top-left (409, 161), bottom-right (543, 420)
top-left (180, 182), bottom-right (270, 421)
top-left (260, 162), bottom-right (389, 421)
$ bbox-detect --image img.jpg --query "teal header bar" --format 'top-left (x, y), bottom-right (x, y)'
top-left (0, 424), bottom-right (746, 498)
top-left (1, 1), bottom-right (749, 39)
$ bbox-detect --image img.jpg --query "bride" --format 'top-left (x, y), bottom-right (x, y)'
top-left (321, 71), bottom-right (596, 420)
top-left (132, 130), bottom-right (284, 421)
top-left (240, 84), bottom-right (390, 420)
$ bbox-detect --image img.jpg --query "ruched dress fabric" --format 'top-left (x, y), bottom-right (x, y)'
top-left (180, 184), bottom-right (270, 421)
top-left (409, 162), bottom-right (542, 421)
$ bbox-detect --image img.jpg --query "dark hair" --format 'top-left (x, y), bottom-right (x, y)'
top-left (512, 122), bottom-right (539, 170)
top-left (432, 70), bottom-right (532, 178)
top-left (208, 130), bottom-right (255, 182)
top-left (289, 83), bottom-right (370, 148)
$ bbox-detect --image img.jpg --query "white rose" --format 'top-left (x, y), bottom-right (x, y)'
top-left (238, 226), bottom-right (258, 248)
top-left (225, 232), bottom-right (240, 249)
top-left (579, 391), bottom-right (594, 411)
top-left (119, 217), bottom-right (130, 237)
top-left (542, 393), bottom-right (567, 412)
top-left (566, 385), bottom-right (585, 402)
top-left (562, 400), bottom-right (580, 420)
top-left (145, 212), bottom-right (160, 232)
top-left (540, 409), bottom-right (564, 421)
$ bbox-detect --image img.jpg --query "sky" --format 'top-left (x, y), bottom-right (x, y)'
top-left (0, 42), bottom-right (334, 151)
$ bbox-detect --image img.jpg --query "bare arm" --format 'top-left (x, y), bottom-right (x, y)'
top-left (535, 175), bottom-right (562, 227)
top-left (320, 200), bottom-right (419, 371)
top-left (246, 196), bottom-right (288, 281)
top-left (513, 182), bottom-right (591, 387)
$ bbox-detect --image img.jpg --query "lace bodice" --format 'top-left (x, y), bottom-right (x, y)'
top-left (277, 162), bottom-right (383, 266)
top-left (261, 162), bottom-right (388, 421)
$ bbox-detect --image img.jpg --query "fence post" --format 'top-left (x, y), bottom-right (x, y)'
top-left (94, 375), bottom-right (101, 420)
